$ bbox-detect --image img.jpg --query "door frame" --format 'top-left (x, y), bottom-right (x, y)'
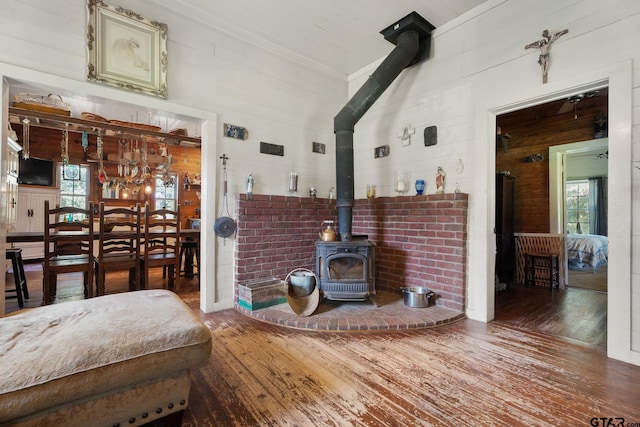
top-left (549, 138), bottom-right (609, 235)
top-left (549, 138), bottom-right (609, 286)
top-left (0, 63), bottom-right (224, 315)
top-left (470, 61), bottom-right (634, 364)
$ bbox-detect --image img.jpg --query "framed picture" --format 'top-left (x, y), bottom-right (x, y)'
top-left (374, 145), bottom-right (390, 158)
top-left (312, 142), bottom-right (326, 154)
top-left (86, 1), bottom-right (168, 98)
top-left (223, 123), bottom-right (249, 140)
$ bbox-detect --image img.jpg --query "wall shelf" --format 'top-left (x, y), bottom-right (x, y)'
top-left (8, 107), bottom-right (202, 147)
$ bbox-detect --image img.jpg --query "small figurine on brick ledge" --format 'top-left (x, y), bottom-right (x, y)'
top-left (436, 167), bottom-right (445, 194)
top-left (246, 172), bottom-right (254, 199)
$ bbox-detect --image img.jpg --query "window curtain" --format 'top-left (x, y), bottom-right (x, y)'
top-left (588, 177), bottom-right (608, 236)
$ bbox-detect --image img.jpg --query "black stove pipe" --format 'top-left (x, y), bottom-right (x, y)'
top-left (333, 28), bottom-right (422, 241)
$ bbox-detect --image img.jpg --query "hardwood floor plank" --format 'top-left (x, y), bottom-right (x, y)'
top-left (182, 310), bottom-right (640, 426)
top-left (494, 282), bottom-right (607, 349)
top-left (7, 265), bottom-right (635, 426)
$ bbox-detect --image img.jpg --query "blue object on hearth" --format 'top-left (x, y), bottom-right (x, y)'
top-left (415, 179), bottom-right (425, 195)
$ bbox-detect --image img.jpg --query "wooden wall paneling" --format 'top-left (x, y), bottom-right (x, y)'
top-left (12, 125), bottom-right (202, 228)
top-left (496, 89), bottom-right (608, 233)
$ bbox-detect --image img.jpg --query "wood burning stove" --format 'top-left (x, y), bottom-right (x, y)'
top-left (316, 12), bottom-right (432, 308)
top-left (315, 238), bottom-right (376, 305)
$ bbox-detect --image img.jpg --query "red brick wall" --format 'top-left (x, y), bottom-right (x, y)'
top-left (352, 194), bottom-right (468, 311)
top-left (235, 193), bottom-right (468, 311)
top-left (235, 195), bottom-right (336, 283)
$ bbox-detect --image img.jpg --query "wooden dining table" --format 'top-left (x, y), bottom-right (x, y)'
top-left (6, 231), bottom-right (45, 243)
top-left (7, 228), bottom-right (201, 295)
top-left (6, 228), bottom-right (201, 243)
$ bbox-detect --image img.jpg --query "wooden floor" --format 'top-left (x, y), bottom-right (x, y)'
top-left (183, 299), bottom-right (637, 426)
top-left (7, 266), bottom-right (634, 427)
top-left (4, 263), bottom-right (201, 312)
top-left (494, 282), bottom-right (607, 350)
top-left (180, 283), bottom-right (626, 426)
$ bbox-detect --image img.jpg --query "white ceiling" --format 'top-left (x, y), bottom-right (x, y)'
top-left (7, 1), bottom-right (488, 131)
top-left (152, 0), bottom-right (488, 76)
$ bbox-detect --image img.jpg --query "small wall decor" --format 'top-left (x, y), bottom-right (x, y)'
top-left (398, 124), bottom-right (415, 146)
top-left (395, 170), bottom-right (410, 194)
top-left (496, 126), bottom-right (511, 152)
top-left (86, 1), bottom-right (168, 98)
top-left (366, 185), bottom-right (376, 198)
top-left (312, 142), bottom-right (326, 154)
top-left (525, 154), bottom-right (544, 163)
top-left (224, 123), bottom-right (249, 140)
top-left (524, 28), bottom-right (568, 84)
top-left (288, 172), bottom-right (299, 193)
top-left (424, 126), bottom-right (437, 146)
top-left (260, 142), bottom-right (284, 156)
top-left (374, 145), bottom-right (390, 158)
top-left (593, 111), bottom-right (608, 138)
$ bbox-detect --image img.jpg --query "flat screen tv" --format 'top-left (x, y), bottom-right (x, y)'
top-left (18, 156), bottom-right (55, 186)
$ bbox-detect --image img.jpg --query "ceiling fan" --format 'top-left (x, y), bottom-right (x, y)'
top-left (557, 90), bottom-right (599, 118)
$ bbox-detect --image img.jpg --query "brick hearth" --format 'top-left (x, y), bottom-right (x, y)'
top-left (235, 193), bottom-right (468, 311)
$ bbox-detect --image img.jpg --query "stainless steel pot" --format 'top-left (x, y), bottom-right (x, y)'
top-left (401, 287), bottom-right (435, 308)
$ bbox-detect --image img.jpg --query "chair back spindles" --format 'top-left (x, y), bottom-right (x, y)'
top-left (141, 204), bottom-right (181, 291)
top-left (95, 202), bottom-right (142, 295)
top-left (43, 200), bottom-right (94, 305)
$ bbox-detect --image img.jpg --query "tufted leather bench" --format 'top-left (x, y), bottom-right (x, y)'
top-left (0, 290), bottom-right (211, 427)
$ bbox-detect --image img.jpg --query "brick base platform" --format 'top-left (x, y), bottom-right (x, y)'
top-left (236, 290), bottom-right (465, 331)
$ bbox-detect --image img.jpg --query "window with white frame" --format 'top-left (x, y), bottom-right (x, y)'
top-left (566, 180), bottom-right (590, 234)
top-left (58, 164), bottom-right (90, 219)
top-left (154, 172), bottom-right (178, 213)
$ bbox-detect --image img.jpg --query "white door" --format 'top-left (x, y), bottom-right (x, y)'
top-left (16, 191), bottom-right (32, 233)
top-left (30, 193), bottom-right (58, 233)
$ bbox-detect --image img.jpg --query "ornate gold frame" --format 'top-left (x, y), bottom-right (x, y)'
top-left (86, 0), bottom-right (168, 98)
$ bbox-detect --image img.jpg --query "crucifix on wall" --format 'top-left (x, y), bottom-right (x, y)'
top-left (525, 28), bottom-right (568, 84)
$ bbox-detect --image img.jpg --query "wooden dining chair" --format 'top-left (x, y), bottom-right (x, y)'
top-left (43, 200), bottom-right (94, 305)
top-left (140, 204), bottom-right (181, 291)
top-left (94, 202), bottom-right (142, 296)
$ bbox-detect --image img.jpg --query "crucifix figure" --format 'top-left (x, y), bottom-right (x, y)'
top-left (525, 28), bottom-right (568, 84)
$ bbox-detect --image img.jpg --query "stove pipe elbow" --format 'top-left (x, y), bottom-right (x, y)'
top-left (333, 29), bottom-right (422, 241)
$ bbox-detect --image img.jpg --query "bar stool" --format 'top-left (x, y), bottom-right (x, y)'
top-left (525, 252), bottom-right (559, 290)
top-left (179, 239), bottom-right (200, 285)
top-left (6, 248), bottom-right (29, 308)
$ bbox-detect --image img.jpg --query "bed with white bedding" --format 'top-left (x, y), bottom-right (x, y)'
top-left (567, 233), bottom-right (608, 271)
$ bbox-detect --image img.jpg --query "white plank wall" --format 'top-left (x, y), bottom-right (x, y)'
top-left (0, 0), bottom-right (344, 311)
top-left (1, 0), bottom-right (640, 364)
top-left (350, 0), bottom-right (640, 363)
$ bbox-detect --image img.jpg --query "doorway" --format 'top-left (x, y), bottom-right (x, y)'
top-left (470, 61), bottom-right (632, 362)
top-left (550, 140), bottom-right (609, 293)
top-left (0, 66), bottom-right (220, 315)
top-left (493, 89), bottom-right (609, 348)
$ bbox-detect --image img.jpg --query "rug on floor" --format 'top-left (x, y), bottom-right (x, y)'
top-left (567, 265), bottom-right (607, 292)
